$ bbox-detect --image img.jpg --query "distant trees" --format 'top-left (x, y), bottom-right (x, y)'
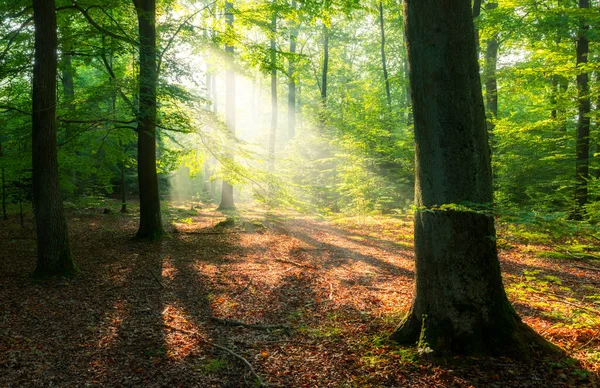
top-left (392, 0), bottom-right (559, 356)
top-left (31, 0), bottom-right (76, 277)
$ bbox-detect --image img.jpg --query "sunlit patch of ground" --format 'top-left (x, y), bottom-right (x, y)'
top-left (0, 200), bottom-right (598, 387)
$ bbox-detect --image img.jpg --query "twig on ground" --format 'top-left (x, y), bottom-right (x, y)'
top-left (274, 258), bottom-right (310, 268)
top-left (573, 265), bottom-right (600, 272)
top-left (211, 316), bottom-right (291, 332)
top-left (176, 230), bottom-right (251, 235)
top-left (228, 278), bottom-right (253, 298)
top-left (146, 268), bottom-right (164, 289)
top-left (162, 324), bottom-right (263, 386)
top-left (586, 233), bottom-right (600, 242)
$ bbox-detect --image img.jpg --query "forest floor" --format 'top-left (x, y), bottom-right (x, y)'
top-left (1, 200), bottom-right (599, 387)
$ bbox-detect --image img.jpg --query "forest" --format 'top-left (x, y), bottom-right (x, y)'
top-left (0, 0), bottom-right (599, 386)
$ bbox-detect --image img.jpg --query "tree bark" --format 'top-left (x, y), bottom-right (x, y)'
top-left (218, 0), bottom-right (235, 210)
top-left (391, 0), bottom-right (560, 357)
top-left (287, 0), bottom-right (298, 140)
top-left (574, 0), bottom-right (590, 216)
top-left (32, 0), bottom-right (76, 277)
top-left (269, 7), bottom-right (277, 172)
top-left (379, 2), bottom-right (391, 106)
top-left (133, 0), bottom-right (165, 239)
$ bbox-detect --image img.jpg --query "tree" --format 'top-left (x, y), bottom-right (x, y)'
top-left (133, 0), bottom-right (165, 239)
top-left (287, 0), bottom-right (298, 140)
top-left (574, 0), bottom-right (590, 217)
top-left (390, 0), bottom-right (560, 355)
top-left (218, 0), bottom-right (236, 210)
top-left (31, 0), bottom-right (77, 277)
top-left (484, 1), bottom-right (498, 150)
top-left (378, 1), bottom-right (391, 106)
top-left (269, 2), bottom-right (277, 172)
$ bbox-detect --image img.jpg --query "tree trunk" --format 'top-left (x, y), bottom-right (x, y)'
top-left (269, 7), bottom-right (277, 172)
top-left (32, 0), bottom-right (76, 277)
top-left (472, 0), bottom-right (482, 51)
top-left (321, 25), bottom-right (329, 102)
top-left (391, 0), bottom-right (560, 357)
top-left (574, 0), bottom-right (590, 216)
top-left (378, 2), bottom-right (391, 106)
top-left (596, 71), bottom-right (600, 179)
top-left (1, 141), bottom-right (6, 220)
top-left (287, 0), bottom-right (298, 140)
top-left (120, 140), bottom-right (128, 213)
top-left (218, 0), bottom-right (235, 210)
top-left (484, 2), bottom-right (498, 151)
top-left (133, 0), bottom-right (165, 239)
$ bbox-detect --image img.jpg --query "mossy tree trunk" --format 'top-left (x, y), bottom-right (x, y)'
top-left (32, 0), bottom-right (77, 277)
top-left (133, 0), bottom-right (165, 239)
top-left (391, 0), bottom-right (560, 357)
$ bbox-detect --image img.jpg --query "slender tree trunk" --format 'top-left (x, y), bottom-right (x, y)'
top-left (120, 140), bottom-right (128, 213)
top-left (551, 75), bottom-right (558, 120)
top-left (484, 2), bottom-right (498, 151)
top-left (596, 71), bottom-right (600, 179)
top-left (218, 0), bottom-right (235, 210)
top-left (473, 0), bottom-right (482, 51)
top-left (378, 1), bottom-right (391, 106)
top-left (391, 0), bottom-right (559, 356)
top-left (0, 141), bottom-right (6, 220)
top-left (269, 8), bottom-right (277, 172)
top-left (212, 72), bottom-right (218, 114)
top-left (32, 0), bottom-right (76, 277)
top-left (574, 0), bottom-right (590, 216)
top-left (287, 0), bottom-right (298, 140)
top-left (321, 25), bottom-right (329, 102)
top-left (133, 0), bottom-right (165, 239)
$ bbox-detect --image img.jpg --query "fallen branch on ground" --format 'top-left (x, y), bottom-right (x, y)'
top-left (146, 268), bottom-right (164, 289)
top-left (162, 324), bottom-right (263, 386)
top-left (573, 265), bottom-right (600, 272)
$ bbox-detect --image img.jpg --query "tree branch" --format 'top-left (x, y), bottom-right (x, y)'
top-left (71, 1), bottom-right (137, 46)
top-left (156, 1), bottom-right (218, 75)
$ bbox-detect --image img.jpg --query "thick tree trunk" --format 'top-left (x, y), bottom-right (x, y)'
top-left (574, 0), bottom-right (590, 215)
top-left (484, 2), bottom-right (498, 151)
top-left (133, 0), bottom-right (165, 239)
top-left (269, 8), bottom-right (277, 172)
top-left (287, 0), bottom-right (298, 140)
top-left (391, 0), bottom-right (560, 357)
top-left (218, 1), bottom-right (235, 210)
top-left (378, 2), bottom-right (391, 106)
top-left (32, 0), bottom-right (76, 277)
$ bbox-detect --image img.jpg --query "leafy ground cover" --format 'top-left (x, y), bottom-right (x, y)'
top-left (1, 200), bottom-right (599, 387)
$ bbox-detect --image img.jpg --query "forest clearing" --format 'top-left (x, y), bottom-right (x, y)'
top-left (1, 201), bottom-right (599, 387)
